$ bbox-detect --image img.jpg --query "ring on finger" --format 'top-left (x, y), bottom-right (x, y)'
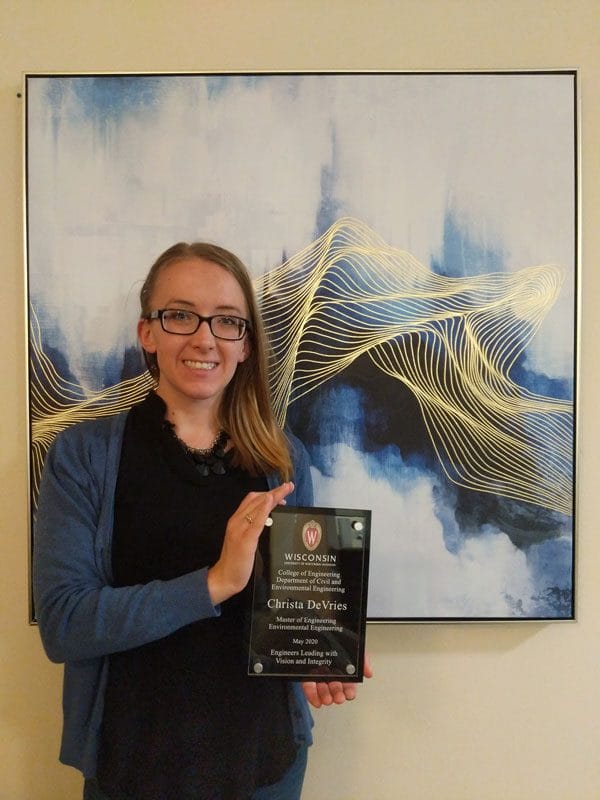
top-left (245, 513), bottom-right (254, 524)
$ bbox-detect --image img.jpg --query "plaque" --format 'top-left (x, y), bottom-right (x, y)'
top-left (247, 505), bottom-right (370, 681)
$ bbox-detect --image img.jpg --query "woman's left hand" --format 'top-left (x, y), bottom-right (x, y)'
top-left (301, 652), bottom-right (373, 708)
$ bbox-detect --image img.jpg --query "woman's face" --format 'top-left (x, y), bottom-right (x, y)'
top-left (138, 257), bottom-right (250, 411)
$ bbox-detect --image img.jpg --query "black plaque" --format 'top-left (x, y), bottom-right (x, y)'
top-left (247, 505), bottom-right (370, 681)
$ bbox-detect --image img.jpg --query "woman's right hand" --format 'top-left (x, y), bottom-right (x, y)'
top-left (206, 482), bottom-right (294, 605)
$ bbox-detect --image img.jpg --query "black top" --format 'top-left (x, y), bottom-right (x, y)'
top-left (97, 392), bottom-right (297, 800)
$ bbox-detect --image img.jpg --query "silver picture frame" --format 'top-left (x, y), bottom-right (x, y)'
top-left (25, 70), bottom-right (578, 622)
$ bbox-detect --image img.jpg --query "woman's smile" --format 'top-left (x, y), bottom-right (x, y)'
top-left (183, 359), bottom-right (218, 370)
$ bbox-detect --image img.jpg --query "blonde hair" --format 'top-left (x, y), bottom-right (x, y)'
top-left (140, 242), bottom-right (293, 480)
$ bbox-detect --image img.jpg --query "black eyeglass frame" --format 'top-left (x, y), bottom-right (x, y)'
top-left (146, 308), bottom-right (251, 340)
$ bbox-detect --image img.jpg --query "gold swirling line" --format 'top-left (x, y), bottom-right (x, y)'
top-left (29, 305), bottom-right (154, 502)
top-left (256, 218), bottom-right (572, 514)
top-left (29, 217), bottom-right (573, 514)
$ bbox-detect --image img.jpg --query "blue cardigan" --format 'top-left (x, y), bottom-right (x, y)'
top-left (33, 411), bottom-right (314, 778)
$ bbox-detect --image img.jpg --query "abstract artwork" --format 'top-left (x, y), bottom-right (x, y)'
top-left (26, 72), bottom-right (577, 620)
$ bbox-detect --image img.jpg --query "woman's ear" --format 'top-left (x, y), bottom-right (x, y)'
top-left (137, 318), bottom-right (157, 353)
top-left (238, 335), bottom-right (251, 363)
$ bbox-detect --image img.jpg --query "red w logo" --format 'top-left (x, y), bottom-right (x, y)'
top-left (302, 520), bottom-right (322, 551)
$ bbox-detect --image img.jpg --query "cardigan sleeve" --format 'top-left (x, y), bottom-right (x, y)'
top-left (33, 423), bottom-right (219, 664)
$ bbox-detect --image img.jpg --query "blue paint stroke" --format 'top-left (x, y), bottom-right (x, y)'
top-left (431, 207), bottom-right (506, 278)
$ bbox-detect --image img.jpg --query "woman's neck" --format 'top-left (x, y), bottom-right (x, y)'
top-left (156, 388), bottom-right (221, 450)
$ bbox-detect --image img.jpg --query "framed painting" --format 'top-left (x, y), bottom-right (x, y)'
top-left (25, 71), bottom-right (577, 621)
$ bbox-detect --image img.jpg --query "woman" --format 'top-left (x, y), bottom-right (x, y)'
top-left (34, 243), bottom-right (366, 800)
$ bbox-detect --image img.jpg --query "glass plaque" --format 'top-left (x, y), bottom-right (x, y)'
top-left (247, 505), bottom-right (370, 682)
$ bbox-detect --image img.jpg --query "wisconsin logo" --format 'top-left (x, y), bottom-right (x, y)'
top-left (302, 520), bottom-right (322, 551)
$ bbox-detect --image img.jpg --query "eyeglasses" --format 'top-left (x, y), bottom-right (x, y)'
top-left (146, 309), bottom-right (250, 340)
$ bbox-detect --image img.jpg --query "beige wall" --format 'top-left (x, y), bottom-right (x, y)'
top-left (1, 2), bottom-right (599, 798)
